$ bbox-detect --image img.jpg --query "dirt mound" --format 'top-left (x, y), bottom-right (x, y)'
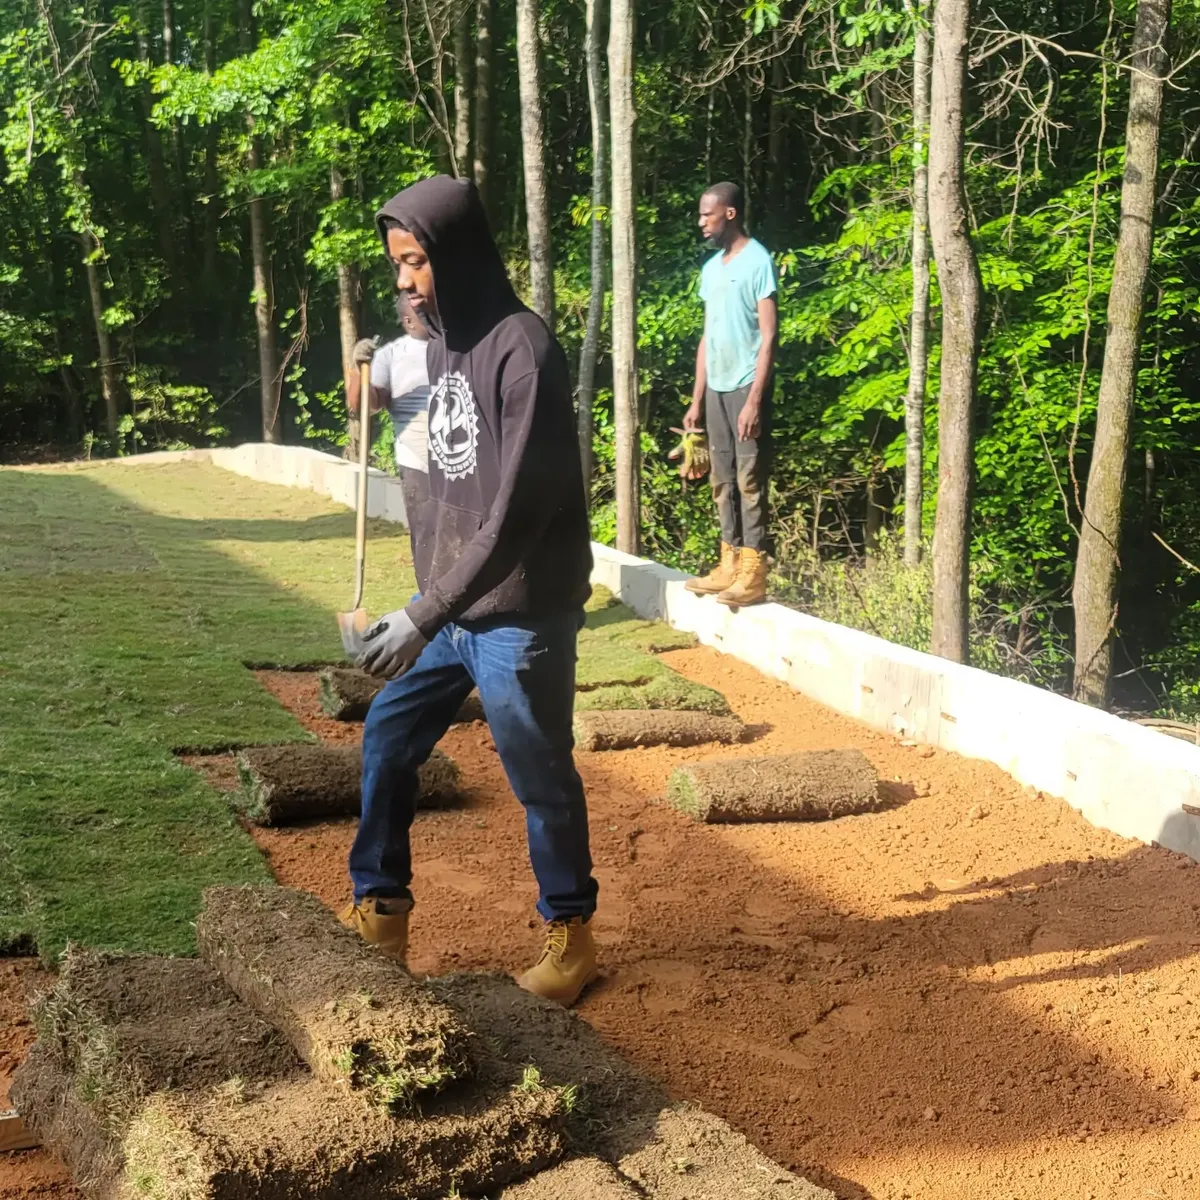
top-left (666, 748), bottom-right (880, 823)
top-left (499, 1156), bottom-right (642, 1197)
top-left (197, 886), bottom-right (472, 1104)
top-left (574, 710), bottom-right (745, 751)
top-left (234, 743), bottom-right (460, 825)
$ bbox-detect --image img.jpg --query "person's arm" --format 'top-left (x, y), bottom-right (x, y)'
top-left (737, 294), bottom-right (778, 442)
top-left (684, 336), bottom-right (706, 432)
top-left (404, 364), bottom-right (570, 639)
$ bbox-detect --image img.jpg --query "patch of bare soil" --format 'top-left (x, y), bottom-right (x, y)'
top-left (249, 651), bottom-right (1200, 1200)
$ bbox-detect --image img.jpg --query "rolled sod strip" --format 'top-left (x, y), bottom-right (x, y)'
top-left (665, 749), bottom-right (880, 824)
top-left (197, 885), bottom-right (473, 1105)
top-left (12, 954), bottom-right (566, 1200)
top-left (319, 667), bottom-right (487, 724)
top-left (234, 743), bottom-right (460, 826)
top-left (573, 710), bottom-right (746, 752)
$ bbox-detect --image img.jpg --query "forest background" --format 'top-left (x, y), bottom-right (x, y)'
top-left (2, 0), bottom-right (1198, 718)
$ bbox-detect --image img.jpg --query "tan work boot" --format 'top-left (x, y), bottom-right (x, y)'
top-left (685, 542), bottom-right (739, 595)
top-left (339, 895), bottom-right (412, 964)
top-left (717, 546), bottom-right (770, 608)
top-left (517, 918), bottom-right (598, 1007)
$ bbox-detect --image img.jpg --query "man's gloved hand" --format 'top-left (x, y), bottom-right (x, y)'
top-left (356, 608), bottom-right (429, 680)
top-left (353, 336), bottom-right (380, 366)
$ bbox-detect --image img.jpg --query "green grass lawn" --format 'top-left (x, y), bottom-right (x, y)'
top-left (0, 460), bottom-right (721, 961)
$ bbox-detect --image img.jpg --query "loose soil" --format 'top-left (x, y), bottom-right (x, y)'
top-left (9, 648), bottom-right (1200, 1199)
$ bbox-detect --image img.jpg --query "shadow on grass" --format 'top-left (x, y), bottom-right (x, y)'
top-left (0, 465), bottom-right (416, 960)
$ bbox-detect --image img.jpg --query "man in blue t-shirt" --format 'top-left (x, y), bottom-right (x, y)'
top-left (683, 181), bottom-right (777, 607)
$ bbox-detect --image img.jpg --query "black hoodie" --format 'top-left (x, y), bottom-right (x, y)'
top-left (375, 176), bottom-right (592, 638)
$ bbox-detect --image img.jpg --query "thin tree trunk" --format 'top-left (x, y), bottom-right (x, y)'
top-left (609, 0), bottom-right (639, 553)
top-left (1072, 0), bottom-right (1171, 706)
top-left (928, 0), bottom-right (982, 662)
top-left (239, 0), bottom-right (281, 443)
top-left (704, 88), bottom-right (714, 182)
top-left (79, 229), bottom-right (122, 441)
top-left (742, 71), bottom-right (754, 230)
top-left (202, 0), bottom-right (220, 292)
top-left (767, 55), bottom-right (786, 230)
top-left (472, 0), bottom-right (492, 210)
top-left (577, 0), bottom-right (607, 493)
top-left (453, 0), bottom-right (472, 177)
top-left (135, 7), bottom-right (175, 269)
top-left (331, 165), bottom-right (362, 461)
top-left (904, 2), bottom-right (932, 568)
top-left (516, 0), bottom-right (554, 324)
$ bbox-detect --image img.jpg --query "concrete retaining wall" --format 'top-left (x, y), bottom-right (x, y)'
top-left (185, 442), bottom-right (1200, 860)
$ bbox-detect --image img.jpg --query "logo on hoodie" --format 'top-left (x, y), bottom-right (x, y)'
top-left (428, 371), bottom-right (479, 481)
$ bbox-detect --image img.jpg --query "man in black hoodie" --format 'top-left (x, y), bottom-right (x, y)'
top-left (341, 176), bottom-right (599, 1006)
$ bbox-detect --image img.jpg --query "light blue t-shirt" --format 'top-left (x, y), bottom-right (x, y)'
top-left (699, 238), bottom-right (777, 394)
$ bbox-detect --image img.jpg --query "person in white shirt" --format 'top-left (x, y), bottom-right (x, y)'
top-left (347, 293), bottom-right (432, 538)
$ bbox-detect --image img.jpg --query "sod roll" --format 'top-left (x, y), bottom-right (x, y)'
top-left (12, 953), bottom-right (566, 1200)
top-left (319, 667), bottom-right (486, 724)
top-left (666, 749), bottom-right (879, 824)
top-left (197, 885), bottom-right (473, 1104)
top-left (234, 743), bottom-right (460, 826)
top-left (574, 710), bottom-right (745, 751)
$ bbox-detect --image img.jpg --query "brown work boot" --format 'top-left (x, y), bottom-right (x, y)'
top-left (339, 895), bottom-right (412, 964)
top-left (685, 542), bottom-right (739, 595)
top-left (717, 546), bottom-right (770, 608)
top-left (517, 918), bottom-right (598, 1007)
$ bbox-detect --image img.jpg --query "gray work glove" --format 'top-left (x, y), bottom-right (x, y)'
top-left (356, 608), bottom-right (429, 680)
top-left (353, 336), bottom-right (379, 365)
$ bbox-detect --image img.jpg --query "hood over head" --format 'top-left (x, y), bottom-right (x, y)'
top-left (376, 176), bottom-right (520, 349)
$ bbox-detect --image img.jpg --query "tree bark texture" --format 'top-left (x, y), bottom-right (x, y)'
top-left (577, 0), bottom-right (607, 492)
top-left (1072, 0), bottom-right (1171, 706)
top-left (515, 0), bottom-right (554, 325)
top-left (609, 0), bottom-right (640, 553)
top-left (742, 71), bottom-right (754, 230)
top-left (927, 0), bottom-right (982, 663)
top-left (453, 0), bottom-right (472, 177)
top-left (239, 0), bottom-right (281, 443)
top-left (79, 230), bottom-right (122, 440)
top-left (330, 165), bottom-right (362, 461)
top-left (904, 4), bottom-right (932, 568)
top-left (472, 0), bottom-right (492, 211)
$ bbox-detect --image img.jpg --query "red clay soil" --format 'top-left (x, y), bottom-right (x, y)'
top-left (7, 653), bottom-right (1200, 1200)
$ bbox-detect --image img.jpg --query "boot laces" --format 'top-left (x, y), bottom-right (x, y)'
top-left (542, 920), bottom-right (572, 962)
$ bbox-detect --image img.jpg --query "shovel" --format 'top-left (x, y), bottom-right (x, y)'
top-left (337, 362), bottom-right (373, 658)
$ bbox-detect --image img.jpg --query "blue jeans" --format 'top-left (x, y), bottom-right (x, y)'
top-left (350, 609), bottom-right (598, 922)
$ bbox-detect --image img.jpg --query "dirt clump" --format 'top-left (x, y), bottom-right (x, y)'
top-left (12, 954), bottom-right (566, 1200)
top-left (197, 885), bottom-right (472, 1104)
top-left (666, 748), bottom-right (879, 823)
top-left (234, 743), bottom-right (460, 825)
top-left (574, 710), bottom-right (745, 751)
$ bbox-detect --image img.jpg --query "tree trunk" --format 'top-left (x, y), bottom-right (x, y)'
top-left (742, 71), bottom-right (754, 230)
top-left (202, 0), bottom-right (220, 292)
top-left (1072, 0), bottom-right (1171, 706)
top-left (577, 0), bottom-right (607, 493)
top-left (903, 3), bottom-right (932, 568)
top-left (472, 0), bottom-right (492, 210)
top-left (927, 0), bottom-right (982, 662)
top-left (608, 0), bottom-right (639, 553)
top-left (80, 229), bottom-right (122, 441)
top-left (767, 55), bottom-right (786, 231)
top-left (239, 0), bottom-right (281, 443)
top-left (515, 0), bottom-right (554, 325)
top-left (331, 165), bottom-right (362, 461)
top-left (135, 7), bottom-right (176, 269)
top-left (453, 0), bottom-right (472, 177)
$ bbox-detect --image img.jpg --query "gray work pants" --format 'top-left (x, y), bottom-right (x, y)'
top-left (705, 384), bottom-right (770, 552)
